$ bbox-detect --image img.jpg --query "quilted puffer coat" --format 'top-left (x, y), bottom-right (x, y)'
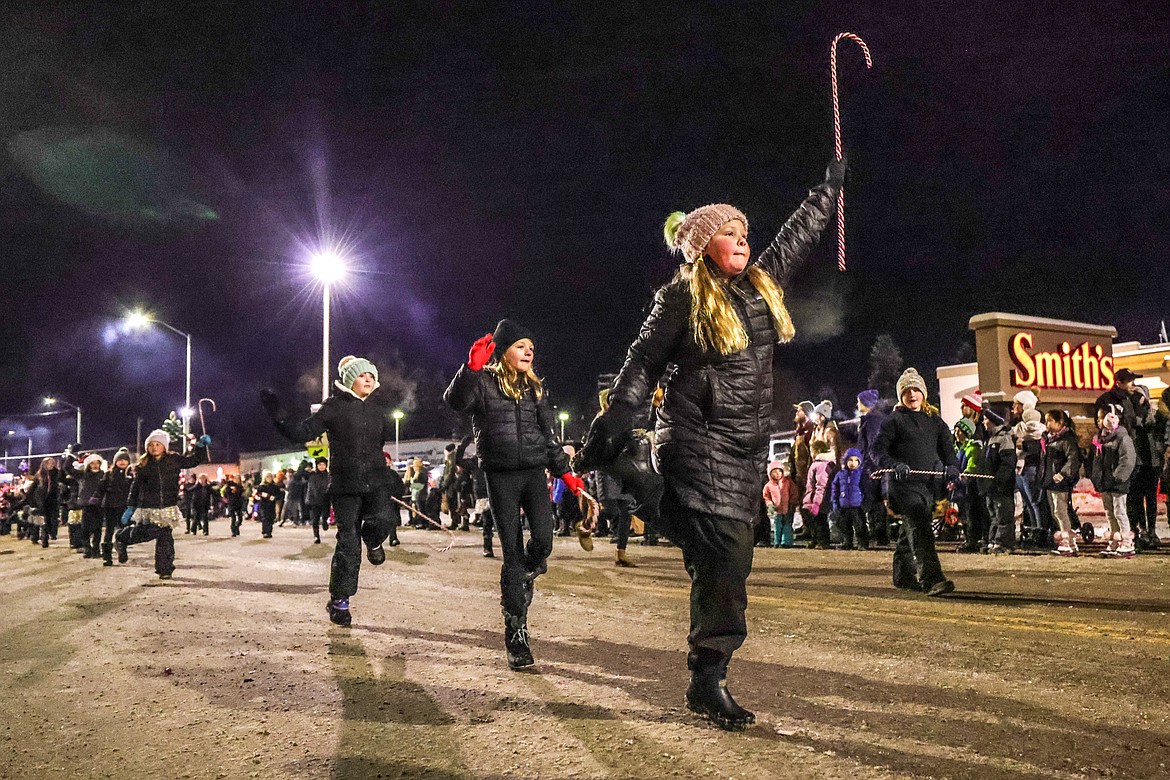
top-left (605, 179), bottom-right (838, 523)
top-left (444, 365), bottom-right (571, 476)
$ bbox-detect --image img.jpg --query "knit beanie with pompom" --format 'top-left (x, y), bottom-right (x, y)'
top-left (664, 205), bottom-right (749, 263)
top-left (337, 355), bottom-right (379, 390)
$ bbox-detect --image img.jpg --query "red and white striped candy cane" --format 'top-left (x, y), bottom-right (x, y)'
top-left (831, 32), bottom-right (873, 272)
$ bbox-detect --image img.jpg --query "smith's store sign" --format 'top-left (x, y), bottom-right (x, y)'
top-left (1009, 332), bottom-right (1115, 392)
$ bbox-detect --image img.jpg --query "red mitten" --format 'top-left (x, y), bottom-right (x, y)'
top-left (561, 472), bottom-right (585, 496)
top-left (467, 333), bottom-right (495, 371)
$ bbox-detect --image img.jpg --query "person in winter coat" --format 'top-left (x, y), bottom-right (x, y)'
top-left (455, 436), bottom-right (496, 557)
top-left (305, 457), bottom-right (331, 544)
top-left (262, 355), bottom-right (403, 627)
top-left (952, 418), bottom-right (985, 552)
top-left (576, 160), bottom-right (843, 731)
top-left (444, 319), bottom-right (584, 671)
top-left (856, 389), bottom-right (891, 546)
top-left (872, 368), bottom-right (959, 596)
top-left (255, 472), bottom-right (281, 537)
top-left (116, 430), bottom-right (210, 578)
top-left (830, 448), bottom-right (867, 550)
top-left (1127, 384), bottom-right (1161, 550)
top-left (803, 440), bottom-right (835, 548)
top-left (961, 392), bottom-right (987, 442)
top-left (810, 400), bottom-right (843, 465)
top-left (283, 460), bottom-right (310, 527)
top-left (1012, 409), bottom-right (1047, 547)
top-left (187, 474), bottom-right (214, 535)
top-left (762, 460), bottom-right (796, 548)
top-left (980, 409), bottom-right (1018, 554)
top-left (1042, 409), bottom-right (1082, 556)
top-left (100, 448), bottom-right (133, 565)
top-left (71, 453), bottom-right (107, 559)
top-left (25, 457), bottom-right (62, 547)
top-left (221, 474), bottom-right (245, 536)
top-left (1089, 404), bottom-right (1137, 558)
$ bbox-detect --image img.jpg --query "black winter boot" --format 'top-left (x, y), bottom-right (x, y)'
top-left (685, 660), bottom-right (755, 731)
top-left (326, 598), bottom-right (352, 627)
top-left (101, 543), bottom-right (114, 566)
top-left (503, 612), bottom-right (534, 670)
top-left (386, 524), bottom-right (400, 547)
top-left (115, 531), bottom-right (129, 564)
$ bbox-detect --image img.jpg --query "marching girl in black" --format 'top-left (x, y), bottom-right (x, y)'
top-left (444, 319), bottom-right (585, 670)
top-left (117, 429), bottom-right (210, 578)
top-left (577, 161), bottom-right (843, 729)
top-left (100, 448), bottom-right (133, 566)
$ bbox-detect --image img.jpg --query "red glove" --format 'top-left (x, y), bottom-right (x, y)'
top-left (467, 333), bottom-right (495, 371)
top-left (561, 472), bottom-right (585, 496)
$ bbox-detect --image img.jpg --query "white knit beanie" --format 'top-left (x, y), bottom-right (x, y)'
top-left (664, 204), bottom-right (749, 263)
top-left (1013, 389), bottom-right (1038, 410)
top-left (144, 429), bottom-right (170, 450)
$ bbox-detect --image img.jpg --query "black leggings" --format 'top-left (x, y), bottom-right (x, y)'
top-left (306, 503), bottom-right (330, 539)
top-left (81, 506), bottom-right (103, 554)
top-left (486, 468), bottom-right (556, 619)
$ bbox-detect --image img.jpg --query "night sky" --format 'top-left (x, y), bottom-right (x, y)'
top-left (3, 2), bottom-right (1169, 459)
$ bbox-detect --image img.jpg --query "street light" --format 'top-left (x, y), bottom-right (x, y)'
top-left (391, 409), bottom-right (404, 461)
top-left (311, 250), bottom-right (347, 404)
top-left (557, 410), bottom-right (570, 441)
top-left (43, 397), bottom-right (82, 445)
top-left (125, 309), bottom-right (192, 445)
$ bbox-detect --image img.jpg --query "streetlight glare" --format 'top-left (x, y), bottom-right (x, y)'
top-left (124, 310), bottom-right (151, 329)
top-left (557, 411), bottom-right (570, 421)
top-left (44, 397), bottom-right (56, 406)
top-left (391, 409), bottom-right (405, 420)
top-left (311, 251), bottom-right (346, 283)
top-left (180, 406), bottom-right (194, 418)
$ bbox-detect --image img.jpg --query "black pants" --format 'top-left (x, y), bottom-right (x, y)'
top-left (862, 474), bottom-right (889, 545)
top-left (809, 508), bottom-right (831, 547)
top-left (837, 505), bottom-right (869, 548)
top-left (890, 484), bottom-right (946, 590)
top-left (102, 507), bottom-right (124, 544)
top-left (228, 506), bottom-right (244, 536)
top-left (606, 503), bottom-right (633, 550)
top-left (118, 522), bottom-right (175, 576)
top-left (1127, 465), bottom-right (1158, 535)
top-left (486, 468), bottom-right (556, 619)
top-left (191, 507), bottom-right (209, 535)
top-left (306, 503), bottom-right (330, 540)
top-left (329, 491), bottom-right (394, 600)
top-left (657, 488), bottom-right (755, 670)
top-left (81, 506), bottom-right (103, 555)
top-left (986, 492), bottom-right (1015, 548)
top-left (962, 489), bottom-right (991, 549)
top-left (260, 507), bottom-right (276, 537)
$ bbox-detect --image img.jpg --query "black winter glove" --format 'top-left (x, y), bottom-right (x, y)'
top-left (573, 407), bottom-right (635, 473)
top-left (259, 388), bottom-right (283, 420)
top-left (825, 156), bottom-right (849, 189)
top-left (893, 463), bottom-right (911, 481)
top-left (943, 464), bottom-right (960, 483)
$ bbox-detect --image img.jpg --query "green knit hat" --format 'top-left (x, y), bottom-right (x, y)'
top-left (337, 355), bottom-right (379, 390)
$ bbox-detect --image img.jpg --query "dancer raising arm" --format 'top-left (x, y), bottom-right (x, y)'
top-left (576, 161), bottom-right (844, 731)
top-left (444, 319), bottom-right (584, 671)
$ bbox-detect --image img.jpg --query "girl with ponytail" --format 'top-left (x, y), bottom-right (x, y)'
top-left (576, 160), bottom-right (845, 731)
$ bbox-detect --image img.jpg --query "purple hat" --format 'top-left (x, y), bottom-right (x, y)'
top-left (857, 389), bottom-right (880, 409)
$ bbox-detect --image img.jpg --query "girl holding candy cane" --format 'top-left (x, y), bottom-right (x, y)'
top-left (444, 319), bottom-right (584, 671)
top-left (575, 161), bottom-right (843, 730)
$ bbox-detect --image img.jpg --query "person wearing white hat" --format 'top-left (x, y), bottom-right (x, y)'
top-left (115, 429), bottom-right (210, 578)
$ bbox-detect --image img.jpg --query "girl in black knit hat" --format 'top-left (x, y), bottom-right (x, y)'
top-left (444, 319), bottom-right (585, 671)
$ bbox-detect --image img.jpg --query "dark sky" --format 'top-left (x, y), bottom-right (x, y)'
top-left (3, 1), bottom-right (1169, 458)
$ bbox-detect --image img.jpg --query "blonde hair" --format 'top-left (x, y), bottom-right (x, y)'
top-left (486, 359), bottom-right (544, 402)
top-left (673, 260), bottom-right (795, 355)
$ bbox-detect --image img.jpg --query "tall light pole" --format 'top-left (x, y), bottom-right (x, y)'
top-left (126, 310), bottom-right (192, 445)
top-left (557, 410), bottom-right (570, 441)
top-left (391, 409), bottom-right (404, 461)
top-left (43, 397), bottom-right (81, 446)
top-left (311, 251), bottom-right (346, 403)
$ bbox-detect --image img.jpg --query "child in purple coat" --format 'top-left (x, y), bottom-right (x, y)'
top-left (831, 448), bottom-right (869, 549)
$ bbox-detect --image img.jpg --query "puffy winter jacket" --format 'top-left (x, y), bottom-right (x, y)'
top-left (803, 455), bottom-right (836, 516)
top-left (1090, 426), bottom-right (1136, 494)
top-left (873, 407), bottom-right (958, 484)
top-left (1041, 427), bottom-right (1082, 492)
top-left (603, 180), bottom-right (839, 523)
top-left (101, 465), bottom-right (133, 510)
top-left (273, 388), bottom-right (397, 495)
top-left (762, 476), bottom-right (796, 514)
top-left (129, 446), bottom-right (208, 508)
top-left (830, 467), bottom-right (864, 511)
top-left (305, 470), bottom-right (330, 506)
top-left (981, 424), bottom-right (1017, 497)
top-left (70, 469), bottom-right (106, 509)
top-left (444, 365), bottom-right (571, 476)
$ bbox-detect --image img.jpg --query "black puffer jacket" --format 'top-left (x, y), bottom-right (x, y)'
top-left (602, 179), bottom-right (838, 523)
top-left (444, 365), bottom-right (570, 475)
top-left (872, 407), bottom-right (959, 486)
top-left (273, 389), bottom-right (396, 495)
top-left (129, 447), bottom-right (208, 508)
top-left (305, 470), bottom-right (330, 506)
top-left (1041, 427), bottom-right (1081, 492)
top-left (101, 465), bottom-right (133, 510)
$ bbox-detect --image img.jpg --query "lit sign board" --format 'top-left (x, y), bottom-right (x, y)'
top-left (1009, 332), bottom-right (1115, 391)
